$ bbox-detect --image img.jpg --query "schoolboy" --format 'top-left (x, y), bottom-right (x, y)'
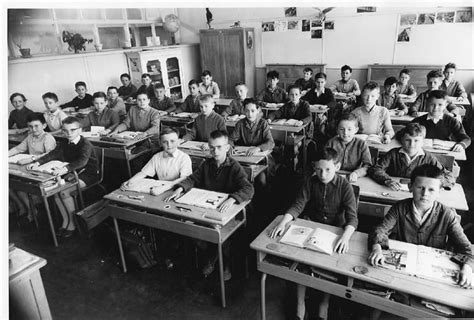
top-left (411, 90), bottom-right (471, 152)
top-left (351, 82), bottom-right (394, 144)
top-left (395, 68), bottom-right (417, 99)
top-left (270, 147), bottom-right (358, 320)
top-left (256, 70), bottom-right (288, 107)
top-left (174, 79), bottom-right (201, 114)
top-left (118, 73), bottom-right (137, 101)
top-left (166, 130), bottom-right (254, 279)
top-left (133, 73), bottom-right (155, 100)
top-left (27, 116), bottom-right (99, 238)
top-left (440, 62), bottom-right (468, 101)
top-left (150, 83), bottom-right (176, 113)
top-left (221, 82), bottom-right (248, 117)
top-left (294, 67), bottom-right (315, 96)
top-left (408, 70), bottom-right (457, 117)
top-left (329, 65), bottom-right (361, 98)
top-left (198, 70), bottom-right (220, 99)
top-left (301, 72), bottom-right (336, 108)
top-left (61, 81), bottom-right (93, 111)
top-left (369, 123), bottom-right (455, 191)
top-left (368, 164), bottom-right (472, 289)
top-left (106, 86), bottom-right (127, 120)
top-left (379, 76), bottom-right (408, 115)
top-left (325, 113), bottom-right (372, 183)
top-left (110, 91), bottom-right (161, 141)
top-left (268, 85), bottom-right (312, 126)
top-left (9, 112), bottom-right (57, 223)
top-left (182, 94), bottom-right (226, 144)
top-left (81, 91), bottom-right (120, 135)
top-left (9, 92), bottom-right (34, 134)
top-left (42, 92), bottom-right (68, 134)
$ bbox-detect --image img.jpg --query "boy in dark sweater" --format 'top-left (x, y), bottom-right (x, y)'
top-left (27, 116), bottom-right (98, 238)
top-left (294, 67), bottom-right (315, 96)
top-left (368, 164), bottom-right (472, 289)
top-left (150, 83), bottom-right (176, 113)
top-left (174, 79), bottom-right (201, 114)
top-left (61, 81), bottom-right (93, 111)
top-left (9, 92), bottom-right (34, 133)
top-left (411, 90), bottom-right (471, 152)
top-left (133, 73), bottom-right (155, 100)
top-left (256, 70), bottom-right (288, 107)
top-left (268, 85), bottom-right (312, 126)
top-left (118, 73), bottom-right (137, 101)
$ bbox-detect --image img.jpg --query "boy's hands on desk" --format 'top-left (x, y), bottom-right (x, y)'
top-left (334, 225), bottom-right (355, 254)
top-left (458, 264), bottom-right (473, 289)
top-left (382, 135), bottom-right (391, 144)
top-left (245, 147), bottom-right (260, 156)
top-left (368, 244), bottom-right (385, 266)
top-left (451, 144), bottom-right (464, 152)
top-left (385, 179), bottom-right (402, 191)
top-left (165, 187), bottom-right (184, 202)
top-left (100, 129), bottom-right (111, 136)
top-left (51, 167), bottom-right (68, 176)
top-left (218, 198), bottom-right (235, 213)
top-left (348, 172), bottom-right (359, 183)
top-left (200, 143), bottom-right (209, 151)
top-left (269, 214), bottom-right (293, 238)
top-left (26, 162), bottom-right (40, 171)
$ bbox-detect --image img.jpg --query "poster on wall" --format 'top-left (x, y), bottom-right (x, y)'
top-left (262, 22), bottom-right (275, 32)
top-left (397, 27), bottom-right (411, 42)
top-left (274, 20), bottom-right (288, 32)
top-left (455, 10), bottom-right (472, 23)
top-left (436, 12), bottom-right (455, 23)
top-left (311, 19), bottom-right (322, 28)
top-left (284, 7), bottom-right (297, 17)
top-left (288, 21), bottom-right (299, 30)
top-left (311, 29), bottom-right (322, 39)
top-left (324, 21), bottom-right (335, 30)
top-left (302, 19), bottom-right (310, 31)
top-left (400, 14), bottom-right (417, 26)
top-left (417, 13), bottom-right (435, 24)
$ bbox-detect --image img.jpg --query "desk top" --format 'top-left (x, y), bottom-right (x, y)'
top-left (9, 247), bottom-right (47, 281)
top-left (353, 176), bottom-right (468, 211)
top-left (178, 142), bottom-right (268, 165)
top-left (53, 132), bottom-right (151, 148)
top-left (447, 96), bottom-right (470, 106)
top-left (389, 111), bottom-right (427, 124)
top-left (104, 189), bottom-right (248, 226)
top-left (226, 120), bottom-right (307, 133)
top-left (9, 163), bottom-right (56, 183)
top-left (251, 216), bottom-right (474, 311)
top-left (9, 132), bottom-right (28, 144)
top-left (160, 115), bottom-right (195, 125)
top-left (175, 98), bottom-right (232, 106)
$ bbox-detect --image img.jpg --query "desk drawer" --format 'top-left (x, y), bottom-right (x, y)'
top-left (358, 201), bottom-right (390, 218)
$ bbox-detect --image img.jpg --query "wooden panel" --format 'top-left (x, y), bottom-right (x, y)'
top-left (265, 64), bottom-right (326, 91)
top-left (221, 29), bottom-right (244, 97)
top-left (199, 31), bottom-right (225, 93)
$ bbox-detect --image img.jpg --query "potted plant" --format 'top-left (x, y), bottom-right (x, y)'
top-left (15, 42), bottom-right (31, 58)
top-left (62, 30), bottom-right (93, 53)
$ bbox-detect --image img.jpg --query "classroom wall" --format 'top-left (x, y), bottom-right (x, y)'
top-left (177, 6), bottom-right (474, 93)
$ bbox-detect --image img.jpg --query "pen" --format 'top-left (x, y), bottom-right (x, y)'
top-left (176, 206), bottom-right (192, 212)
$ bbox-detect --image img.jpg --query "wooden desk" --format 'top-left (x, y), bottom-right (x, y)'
top-left (175, 98), bottom-right (232, 107)
top-left (9, 247), bottom-right (51, 319)
top-left (159, 115), bottom-right (195, 128)
top-left (9, 163), bottom-right (82, 246)
top-left (389, 111), bottom-right (427, 125)
top-left (353, 176), bottom-right (469, 212)
top-left (251, 217), bottom-right (474, 319)
top-left (103, 189), bottom-right (249, 308)
top-left (447, 96), bottom-right (470, 107)
top-left (9, 132), bottom-right (28, 148)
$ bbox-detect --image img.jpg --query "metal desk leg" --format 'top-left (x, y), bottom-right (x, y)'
top-left (125, 151), bottom-right (133, 178)
top-left (43, 196), bottom-right (58, 247)
top-left (261, 273), bottom-right (267, 320)
top-left (217, 241), bottom-right (226, 308)
top-left (113, 217), bottom-right (127, 273)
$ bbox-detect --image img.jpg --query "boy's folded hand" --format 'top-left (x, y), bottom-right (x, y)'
top-left (368, 245), bottom-right (385, 266)
top-left (458, 264), bottom-right (473, 289)
top-left (385, 179), bottom-right (401, 191)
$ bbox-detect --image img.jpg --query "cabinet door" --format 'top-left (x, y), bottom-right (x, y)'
top-left (221, 30), bottom-right (245, 98)
top-left (165, 57), bottom-right (183, 100)
top-left (200, 31), bottom-right (226, 94)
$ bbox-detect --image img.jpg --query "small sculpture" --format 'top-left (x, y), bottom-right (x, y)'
top-left (62, 31), bottom-right (93, 53)
top-left (230, 21), bottom-right (241, 28)
top-left (206, 8), bottom-right (213, 29)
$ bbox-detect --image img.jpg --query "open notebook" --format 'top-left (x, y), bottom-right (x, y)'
top-left (179, 140), bottom-right (208, 151)
top-left (173, 112), bottom-right (199, 118)
top-left (272, 119), bottom-right (301, 126)
top-left (8, 154), bottom-right (34, 164)
top-left (112, 131), bottom-right (143, 140)
top-left (279, 224), bottom-right (339, 255)
top-left (33, 160), bottom-right (69, 175)
top-left (125, 178), bottom-right (173, 195)
top-left (226, 114), bottom-right (246, 122)
top-left (355, 134), bottom-right (382, 144)
top-left (423, 139), bottom-right (456, 151)
top-left (175, 188), bottom-right (229, 210)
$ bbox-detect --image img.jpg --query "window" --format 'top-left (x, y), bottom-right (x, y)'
top-left (98, 26), bottom-right (126, 49)
top-left (82, 9), bottom-right (103, 20)
top-left (55, 9), bottom-right (80, 20)
top-left (126, 9), bottom-right (142, 20)
top-left (105, 8), bottom-right (123, 20)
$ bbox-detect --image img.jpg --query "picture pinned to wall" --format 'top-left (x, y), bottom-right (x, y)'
top-left (246, 30), bottom-right (253, 49)
top-left (311, 29), bottom-right (322, 39)
top-left (400, 14), bottom-right (417, 26)
top-left (288, 21), bottom-right (299, 31)
top-left (274, 20), bottom-right (288, 32)
top-left (262, 22), bottom-right (275, 32)
top-left (436, 12), bottom-right (455, 23)
top-left (301, 19), bottom-right (310, 32)
top-left (284, 7), bottom-right (297, 17)
top-left (417, 13), bottom-right (435, 25)
top-left (455, 10), bottom-right (472, 23)
top-left (357, 7), bottom-right (376, 13)
top-left (324, 21), bottom-right (335, 30)
top-left (311, 20), bottom-right (322, 28)
top-left (397, 27), bottom-right (411, 42)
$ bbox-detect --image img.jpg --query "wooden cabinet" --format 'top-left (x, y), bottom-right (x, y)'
top-left (200, 28), bottom-right (256, 98)
top-left (265, 64), bottom-right (326, 90)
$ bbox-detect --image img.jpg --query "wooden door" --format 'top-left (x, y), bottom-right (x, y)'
top-left (200, 31), bottom-right (226, 96)
top-left (221, 30), bottom-right (245, 98)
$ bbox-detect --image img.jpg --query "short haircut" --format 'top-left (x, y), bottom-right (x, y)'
top-left (136, 91), bottom-right (150, 99)
top-left (10, 92), bottom-right (27, 103)
top-left (410, 164), bottom-right (443, 185)
top-left (384, 76), bottom-right (398, 87)
top-left (201, 70), bottom-right (212, 77)
top-left (400, 122), bottom-right (426, 138)
top-left (399, 68), bottom-right (411, 76)
top-left (141, 73), bottom-right (151, 79)
top-left (75, 81), bottom-right (87, 89)
top-left (314, 72), bottom-right (327, 80)
top-left (234, 81), bottom-right (246, 88)
top-left (243, 98), bottom-right (260, 108)
top-left (313, 147), bottom-right (339, 163)
top-left (42, 92), bottom-right (58, 102)
top-left (62, 116), bottom-right (81, 126)
top-left (120, 73), bottom-right (131, 80)
top-left (303, 67), bottom-right (313, 74)
top-left (267, 70), bottom-right (279, 80)
top-left (92, 91), bottom-right (107, 100)
top-left (26, 112), bottom-right (46, 124)
top-left (209, 130), bottom-right (228, 141)
top-left (160, 127), bottom-right (179, 137)
top-left (444, 62), bottom-right (456, 71)
top-left (188, 79), bottom-right (199, 86)
top-left (199, 94), bottom-right (214, 104)
top-left (154, 83), bottom-right (166, 90)
top-left (362, 81), bottom-right (380, 92)
top-left (338, 113), bottom-right (358, 126)
top-left (426, 70), bottom-right (443, 80)
top-left (107, 86), bottom-right (118, 92)
top-left (341, 65), bottom-right (352, 73)
top-left (287, 84), bottom-right (301, 93)
top-left (427, 89), bottom-right (448, 101)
